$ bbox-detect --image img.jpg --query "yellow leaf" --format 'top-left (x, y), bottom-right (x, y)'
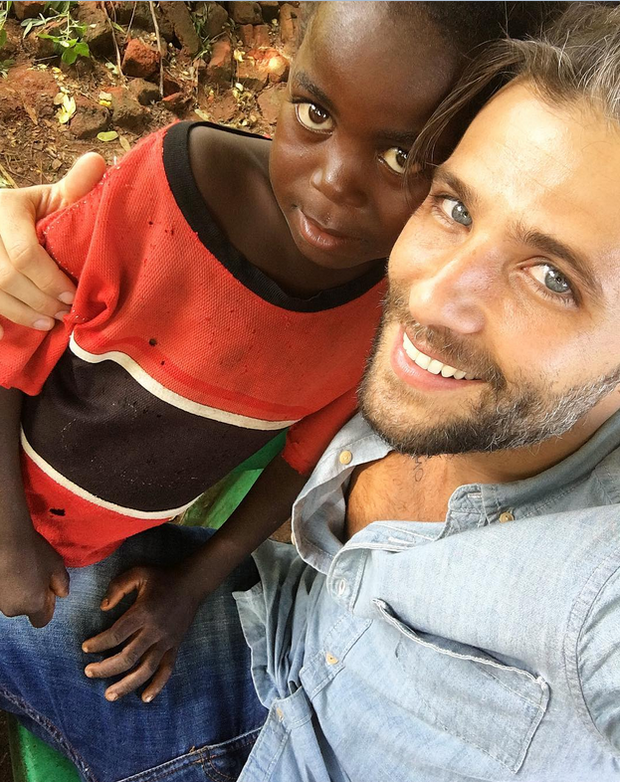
top-left (57, 95), bottom-right (76, 125)
top-left (194, 108), bottom-right (210, 122)
top-left (97, 130), bottom-right (119, 142)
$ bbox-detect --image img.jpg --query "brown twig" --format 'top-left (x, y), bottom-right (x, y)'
top-left (101, 1), bottom-right (125, 83)
top-left (148, 0), bottom-right (164, 99)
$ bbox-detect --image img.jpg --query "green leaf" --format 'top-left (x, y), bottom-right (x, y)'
top-left (0, 29), bottom-right (6, 50)
top-left (73, 41), bottom-right (89, 58)
top-left (97, 130), bottom-right (119, 143)
top-left (61, 46), bottom-right (78, 65)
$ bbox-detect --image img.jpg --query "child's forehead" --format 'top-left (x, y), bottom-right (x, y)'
top-left (294, 4), bottom-right (458, 134)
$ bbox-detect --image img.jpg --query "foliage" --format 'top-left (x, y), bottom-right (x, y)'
top-left (0, 1), bottom-right (12, 77)
top-left (21, 0), bottom-right (89, 65)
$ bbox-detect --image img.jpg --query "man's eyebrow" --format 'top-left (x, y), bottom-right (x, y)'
top-left (516, 227), bottom-right (603, 301)
top-left (432, 166), bottom-right (479, 211)
top-left (293, 71), bottom-right (334, 113)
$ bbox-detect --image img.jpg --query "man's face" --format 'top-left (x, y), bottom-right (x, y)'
top-left (361, 82), bottom-right (620, 456)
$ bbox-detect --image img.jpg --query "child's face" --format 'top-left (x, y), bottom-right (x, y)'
top-left (269, 2), bottom-right (459, 271)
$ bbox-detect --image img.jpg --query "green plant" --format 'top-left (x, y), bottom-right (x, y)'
top-left (0, 0), bottom-right (13, 51)
top-left (21, 0), bottom-right (89, 65)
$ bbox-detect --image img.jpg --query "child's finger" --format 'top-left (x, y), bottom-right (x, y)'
top-left (82, 609), bottom-right (142, 653)
top-left (27, 591), bottom-right (55, 629)
top-left (50, 568), bottom-right (70, 598)
top-left (100, 569), bottom-right (142, 610)
top-left (141, 649), bottom-right (177, 703)
top-left (102, 645), bottom-right (165, 702)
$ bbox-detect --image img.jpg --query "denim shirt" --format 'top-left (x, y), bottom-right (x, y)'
top-left (235, 412), bottom-right (620, 781)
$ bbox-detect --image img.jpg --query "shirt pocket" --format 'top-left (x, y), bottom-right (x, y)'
top-left (374, 598), bottom-right (549, 778)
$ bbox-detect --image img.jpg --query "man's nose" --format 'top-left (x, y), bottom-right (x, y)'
top-left (408, 244), bottom-right (498, 335)
top-left (310, 139), bottom-right (367, 208)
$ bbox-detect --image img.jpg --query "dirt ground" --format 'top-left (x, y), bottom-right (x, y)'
top-left (0, 1), bottom-right (299, 187)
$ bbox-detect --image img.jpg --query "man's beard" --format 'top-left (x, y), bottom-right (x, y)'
top-left (359, 286), bottom-right (620, 457)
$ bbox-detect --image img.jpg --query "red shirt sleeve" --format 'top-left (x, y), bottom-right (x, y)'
top-left (282, 386), bottom-right (358, 474)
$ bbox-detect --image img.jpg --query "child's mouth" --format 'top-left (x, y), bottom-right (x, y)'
top-left (296, 210), bottom-right (360, 253)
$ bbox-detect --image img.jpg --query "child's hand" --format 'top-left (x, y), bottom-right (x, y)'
top-left (81, 565), bottom-right (204, 703)
top-left (0, 529), bottom-right (70, 627)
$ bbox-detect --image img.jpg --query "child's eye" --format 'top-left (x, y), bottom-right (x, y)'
top-left (438, 197), bottom-right (472, 227)
top-left (295, 102), bottom-right (334, 132)
top-left (381, 147), bottom-right (409, 175)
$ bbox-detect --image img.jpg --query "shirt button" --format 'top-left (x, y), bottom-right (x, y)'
top-left (276, 707), bottom-right (284, 721)
top-left (325, 652), bottom-right (339, 665)
top-left (336, 578), bottom-right (347, 596)
top-left (339, 450), bottom-right (353, 465)
top-left (499, 511), bottom-right (514, 523)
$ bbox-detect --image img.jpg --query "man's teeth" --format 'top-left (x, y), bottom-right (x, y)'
top-left (402, 333), bottom-right (476, 380)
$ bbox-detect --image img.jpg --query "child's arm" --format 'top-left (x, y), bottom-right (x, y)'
top-left (0, 387), bottom-right (69, 627)
top-left (80, 453), bottom-right (306, 703)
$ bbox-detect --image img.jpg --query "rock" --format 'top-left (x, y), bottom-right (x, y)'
top-left (128, 77), bottom-right (160, 105)
top-left (70, 96), bottom-right (110, 139)
top-left (228, 2), bottom-right (262, 25)
top-left (159, 1), bottom-right (201, 56)
top-left (253, 24), bottom-right (271, 48)
top-left (238, 24), bottom-right (254, 47)
top-left (122, 38), bottom-right (161, 80)
top-left (109, 86), bottom-right (148, 131)
top-left (162, 91), bottom-right (191, 116)
top-left (76, 2), bottom-right (116, 57)
top-left (0, 20), bottom-right (20, 57)
top-left (163, 74), bottom-right (181, 96)
top-left (13, 1), bottom-right (46, 20)
top-left (0, 64), bottom-right (57, 122)
top-left (257, 84), bottom-right (286, 125)
top-left (236, 50), bottom-right (270, 91)
top-left (107, 2), bottom-right (153, 29)
top-left (267, 51), bottom-right (289, 83)
top-left (205, 37), bottom-right (233, 87)
top-left (198, 90), bottom-right (237, 123)
top-left (279, 3), bottom-right (299, 47)
top-left (259, 1), bottom-right (279, 23)
top-left (194, 2), bottom-right (229, 39)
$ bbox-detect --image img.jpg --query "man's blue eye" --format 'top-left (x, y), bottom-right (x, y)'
top-left (544, 267), bottom-right (570, 294)
top-left (451, 201), bottom-right (472, 226)
top-left (439, 197), bottom-right (472, 226)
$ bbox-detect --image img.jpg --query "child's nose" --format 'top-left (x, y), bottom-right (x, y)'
top-left (310, 142), bottom-right (367, 208)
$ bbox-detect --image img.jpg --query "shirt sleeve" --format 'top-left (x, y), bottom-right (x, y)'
top-left (282, 386), bottom-right (358, 474)
top-left (0, 180), bottom-right (108, 396)
top-left (576, 563), bottom-right (620, 755)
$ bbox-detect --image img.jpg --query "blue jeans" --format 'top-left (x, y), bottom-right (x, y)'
top-left (0, 524), bottom-right (268, 782)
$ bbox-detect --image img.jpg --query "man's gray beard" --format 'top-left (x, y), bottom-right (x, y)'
top-left (359, 309), bottom-right (620, 458)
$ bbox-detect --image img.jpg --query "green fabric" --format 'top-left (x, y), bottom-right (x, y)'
top-left (180, 430), bottom-right (286, 529)
top-left (6, 431), bottom-right (287, 780)
top-left (8, 718), bottom-right (79, 782)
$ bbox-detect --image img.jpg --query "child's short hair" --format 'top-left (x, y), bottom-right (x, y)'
top-left (300, 2), bottom-right (562, 57)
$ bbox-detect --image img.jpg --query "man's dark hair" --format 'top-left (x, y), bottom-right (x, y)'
top-left (410, 2), bottom-right (620, 172)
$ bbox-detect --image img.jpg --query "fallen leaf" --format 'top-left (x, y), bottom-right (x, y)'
top-left (99, 91), bottom-right (112, 101)
top-left (97, 130), bottom-right (119, 142)
top-left (119, 135), bottom-right (131, 153)
top-left (53, 92), bottom-right (65, 105)
top-left (57, 94), bottom-right (76, 125)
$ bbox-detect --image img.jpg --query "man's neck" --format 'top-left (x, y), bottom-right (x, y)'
top-left (345, 398), bottom-right (620, 539)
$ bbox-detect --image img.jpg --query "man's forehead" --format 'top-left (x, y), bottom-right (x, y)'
top-left (433, 83), bottom-right (620, 291)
